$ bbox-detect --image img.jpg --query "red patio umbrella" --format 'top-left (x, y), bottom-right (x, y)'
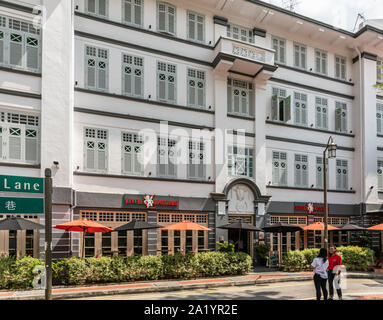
top-left (367, 224), bottom-right (383, 231)
top-left (302, 222), bottom-right (339, 231)
top-left (161, 221), bottom-right (211, 231)
top-left (54, 218), bottom-right (113, 258)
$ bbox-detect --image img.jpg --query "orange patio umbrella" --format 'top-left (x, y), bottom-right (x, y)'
top-left (367, 224), bottom-right (383, 231)
top-left (54, 218), bottom-right (113, 258)
top-left (161, 221), bottom-right (211, 231)
top-left (302, 222), bottom-right (339, 231)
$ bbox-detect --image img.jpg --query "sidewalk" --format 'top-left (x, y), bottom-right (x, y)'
top-left (0, 271), bottom-right (382, 300)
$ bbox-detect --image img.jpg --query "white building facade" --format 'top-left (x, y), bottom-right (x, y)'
top-left (0, 0), bottom-right (383, 258)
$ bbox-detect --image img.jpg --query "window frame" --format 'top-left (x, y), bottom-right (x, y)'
top-left (157, 60), bottom-right (177, 104)
top-left (227, 145), bottom-right (254, 179)
top-left (336, 159), bottom-right (348, 191)
top-left (378, 159), bottom-right (383, 190)
top-left (83, 127), bottom-right (108, 173)
top-left (186, 10), bottom-right (205, 44)
top-left (294, 154), bottom-right (308, 188)
top-left (157, 136), bottom-right (177, 178)
top-left (315, 97), bottom-right (328, 130)
top-left (315, 49), bottom-right (328, 75)
top-left (335, 101), bottom-right (347, 133)
top-left (157, 2), bottom-right (176, 36)
top-left (187, 68), bottom-right (205, 109)
top-left (335, 55), bottom-right (347, 81)
top-left (85, 45), bottom-right (109, 92)
top-left (122, 0), bottom-right (144, 27)
top-left (188, 139), bottom-right (206, 180)
top-left (121, 132), bottom-right (144, 176)
top-left (227, 78), bottom-right (254, 118)
top-left (85, 0), bottom-right (109, 18)
top-left (293, 91), bottom-right (308, 126)
top-left (293, 42), bottom-right (307, 70)
top-left (272, 36), bottom-right (286, 65)
top-left (377, 103), bottom-right (383, 135)
top-left (271, 87), bottom-right (291, 123)
top-left (122, 53), bottom-right (144, 98)
top-left (227, 24), bottom-right (254, 44)
top-left (272, 151), bottom-right (288, 186)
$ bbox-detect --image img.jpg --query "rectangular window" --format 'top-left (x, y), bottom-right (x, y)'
top-left (157, 137), bottom-right (177, 178)
top-left (134, 230), bottom-right (143, 254)
top-left (294, 92), bottom-right (307, 126)
top-left (272, 151), bottom-right (287, 186)
top-left (335, 101), bottom-right (347, 133)
top-left (0, 15), bottom-right (41, 72)
top-left (336, 159), bottom-right (348, 190)
top-left (315, 97), bottom-right (328, 130)
top-left (187, 68), bottom-right (205, 109)
top-left (117, 230), bottom-right (127, 256)
top-left (315, 49), bottom-right (327, 75)
top-left (122, 54), bottom-right (143, 97)
top-left (227, 24), bottom-right (254, 43)
top-left (378, 60), bottom-right (383, 83)
top-left (188, 140), bottom-right (205, 180)
top-left (187, 11), bottom-right (204, 43)
top-left (272, 36), bottom-right (286, 64)
top-left (123, 0), bottom-right (143, 27)
top-left (378, 159), bottom-right (383, 190)
top-left (85, 45), bottom-right (109, 91)
top-left (377, 103), bottom-right (383, 134)
top-left (227, 78), bottom-right (254, 117)
top-left (157, 61), bottom-right (176, 104)
top-left (157, 2), bottom-right (176, 35)
top-left (293, 43), bottom-right (306, 69)
top-left (228, 146), bottom-right (254, 178)
top-left (86, 0), bottom-right (108, 17)
top-left (122, 132), bottom-right (144, 176)
top-left (335, 55), bottom-right (346, 80)
top-left (0, 111), bottom-right (40, 164)
top-left (271, 87), bottom-right (291, 123)
top-left (84, 127), bottom-right (108, 172)
top-left (316, 157), bottom-right (328, 189)
top-left (294, 154), bottom-right (308, 187)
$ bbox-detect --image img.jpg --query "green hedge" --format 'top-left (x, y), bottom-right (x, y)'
top-left (0, 252), bottom-right (252, 290)
top-left (282, 246), bottom-right (375, 272)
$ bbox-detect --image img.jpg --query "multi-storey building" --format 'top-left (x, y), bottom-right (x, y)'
top-left (0, 0), bottom-right (383, 258)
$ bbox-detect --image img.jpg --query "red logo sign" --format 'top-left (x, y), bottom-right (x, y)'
top-left (295, 203), bottom-right (326, 215)
top-left (125, 195), bottom-right (179, 209)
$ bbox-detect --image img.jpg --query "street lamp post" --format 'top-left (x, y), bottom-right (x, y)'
top-left (323, 137), bottom-right (337, 251)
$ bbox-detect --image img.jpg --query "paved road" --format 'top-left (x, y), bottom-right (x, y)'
top-left (73, 278), bottom-right (383, 300)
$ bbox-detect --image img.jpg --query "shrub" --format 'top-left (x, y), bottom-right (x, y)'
top-left (225, 252), bottom-right (252, 275)
top-left (282, 246), bottom-right (375, 271)
top-left (337, 246), bottom-right (375, 271)
top-left (161, 253), bottom-right (194, 279)
top-left (0, 255), bottom-right (15, 289)
top-left (53, 258), bottom-right (88, 285)
top-left (86, 257), bottom-right (117, 283)
top-left (10, 256), bottom-right (44, 289)
top-left (134, 255), bottom-right (164, 280)
top-left (254, 244), bottom-right (270, 266)
top-left (217, 241), bottom-right (235, 253)
top-left (282, 250), bottom-right (304, 271)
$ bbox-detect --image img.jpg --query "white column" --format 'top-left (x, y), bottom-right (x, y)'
top-left (41, 0), bottom-right (74, 187)
top-left (254, 81), bottom-right (268, 195)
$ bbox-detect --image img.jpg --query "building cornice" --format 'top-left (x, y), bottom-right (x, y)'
top-left (269, 78), bottom-right (354, 100)
top-left (74, 107), bottom-right (215, 131)
top-left (266, 135), bottom-right (354, 152)
top-left (266, 120), bottom-right (355, 137)
top-left (267, 185), bottom-right (356, 194)
top-left (75, 31), bottom-right (211, 67)
top-left (352, 52), bottom-right (378, 64)
top-left (0, 162), bottom-right (40, 169)
top-left (0, 0), bottom-right (38, 14)
top-left (0, 66), bottom-right (41, 77)
top-left (75, 88), bottom-right (215, 114)
top-left (74, 171), bottom-right (215, 184)
top-left (213, 15), bottom-right (228, 27)
top-left (75, 11), bottom-right (214, 50)
top-left (0, 88), bottom-right (41, 100)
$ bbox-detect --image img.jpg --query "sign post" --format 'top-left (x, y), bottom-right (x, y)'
top-left (44, 169), bottom-right (52, 300)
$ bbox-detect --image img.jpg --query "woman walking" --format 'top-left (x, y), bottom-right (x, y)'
top-left (311, 248), bottom-right (329, 300)
top-left (328, 245), bottom-right (343, 300)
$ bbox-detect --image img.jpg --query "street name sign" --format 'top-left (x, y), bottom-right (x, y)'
top-left (0, 175), bottom-right (44, 194)
top-left (0, 197), bottom-right (44, 214)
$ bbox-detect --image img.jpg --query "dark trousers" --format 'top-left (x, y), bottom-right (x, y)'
top-left (328, 270), bottom-right (342, 298)
top-left (313, 273), bottom-right (328, 300)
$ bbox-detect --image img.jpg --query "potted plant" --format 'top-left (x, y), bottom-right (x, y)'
top-left (254, 244), bottom-right (270, 266)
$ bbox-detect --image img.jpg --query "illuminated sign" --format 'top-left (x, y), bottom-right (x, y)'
top-left (124, 195), bottom-right (179, 209)
top-left (295, 203), bottom-right (326, 215)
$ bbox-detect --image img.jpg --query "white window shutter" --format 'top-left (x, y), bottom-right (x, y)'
top-left (26, 37), bottom-right (39, 70)
top-left (335, 103), bottom-right (342, 131)
top-left (284, 96), bottom-right (291, 122)
top-left (378, 160), bottom-right (383, 189)
top-left (280, 158), bottom-right (287, 185)
top-left (316, 158), bottom-right (323, 188)
top-left (124, 65), bottom-right (132, 95)
top-left (197, 16), bottom-right (204, 42)
top-left (0, 31), bottom-right (4, 64)
top-left (134, 68), bottom-right (142, 96)
top-left (123, 145), bottom-right (132, 173)
top-left (9, 127), bottom-right (22, 160)
top-left (87, 0), bottom-right (96, 14)
top-left (134, 0), bottom-right (142, 26)
top-left (158, 4), bottom-right (166, 32)
top-left (227, 80), bottom-right (232, 113)
top-left (271, 94), bottom-right (278, 120)
top-left (98, 61), bottom-right (107, 90)
top-left (98, 0), bottom-right (107, 17)
top-left (167, 74), bottom-right (175, 103)
top-left (10, 33), bottom-right (23, 67)
top-left (341, 104), bottom-right (347, 132)
top-left (188, 77), bottom-right (196, 107)
top-left (167, 6), bottom-right (175, 35)
top-left (25, 129), bottom-right (38, 162)
top-left (188, 13), bottom-right (195, 40)
top-left (124, 0), bottom-right (132, 23)
top-left (86, 141), bottom-right (95, 170)
top-left (97, 144), bottom-right (106, 171)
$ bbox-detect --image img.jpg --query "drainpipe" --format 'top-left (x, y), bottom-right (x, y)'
top-left (354, 46), bottom-right (365, 221)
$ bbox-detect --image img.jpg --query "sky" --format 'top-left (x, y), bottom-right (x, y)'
top-left (265, 0), bottom-right (383, 32)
